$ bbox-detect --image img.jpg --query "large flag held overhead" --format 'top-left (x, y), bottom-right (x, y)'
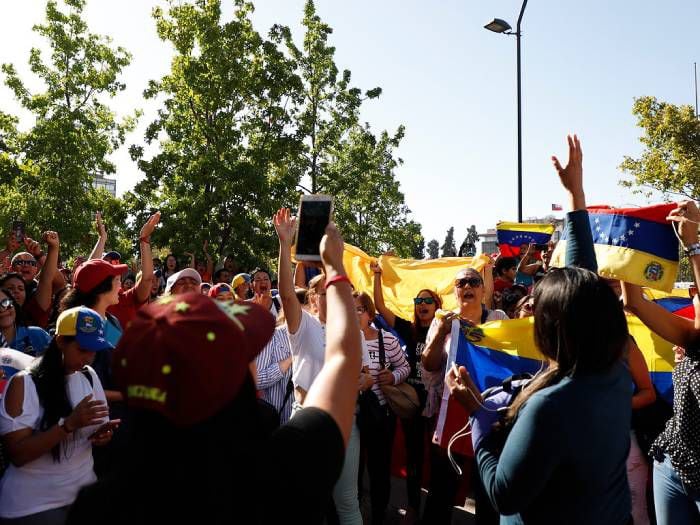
top-left (496, 222), bottom-right (555, 257)
top-left (551, 203), bottom-right (680, 292)
top-left (341, 244), bottom-right (489, 320)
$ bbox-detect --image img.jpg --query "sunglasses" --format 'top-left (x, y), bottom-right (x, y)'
top-left (413, 297), bottom-right (436, 305)
top-left (14, 260), bottom-right (36, 267)
top-left (455, 276), bottom-right (483, 288)
top-left (0, 298), bottom-right (14, 311)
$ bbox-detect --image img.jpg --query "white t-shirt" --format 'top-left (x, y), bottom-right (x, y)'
top-left (0, 367), bottom-right (107, 518)
top-left (287, 310), bottom-right (369, 392)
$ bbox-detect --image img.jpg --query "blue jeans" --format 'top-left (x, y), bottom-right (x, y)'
top-left (653, 454), bottom-right (700, 525)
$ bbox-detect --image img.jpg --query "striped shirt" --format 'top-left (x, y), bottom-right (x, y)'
top-left (255, 326), bottom-right (293, 424)
top-left (365, 330), bottom-right (410, 405)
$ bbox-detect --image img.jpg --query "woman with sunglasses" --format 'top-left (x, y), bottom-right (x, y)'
top-left (0, 289), bottom-right (50, 358)
top-left (421, 267), bottom-right (508, 523)
top-left (370, 261), bottom-right (442, 518)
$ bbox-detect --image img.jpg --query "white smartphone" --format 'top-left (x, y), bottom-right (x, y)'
top-left (294, 194), bottom-right (333, 262)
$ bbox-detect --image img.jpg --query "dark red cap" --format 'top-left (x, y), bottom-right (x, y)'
top-left (73, 259), bottom-right (129, 293)
top-left (112, 292), bottom-right (275, 426)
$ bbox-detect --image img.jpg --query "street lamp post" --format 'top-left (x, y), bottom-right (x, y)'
top-left (485, 0), bottom-right (529, 223)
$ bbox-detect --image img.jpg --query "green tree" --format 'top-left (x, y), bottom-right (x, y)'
top-left (441, 227), bottom-right (456, 257)
top-left (412, 237), bottom-right (425, 259)
top-left (279, 0), bottom-right (422, 256)
top-left (426, 239), bottom-right (439, 259)
top-left (127, 0), bottom-right (302, 269)
top-left (620, 96), bottom-right (700, 199)
top-left (0, 0), bottom-right (134, 256)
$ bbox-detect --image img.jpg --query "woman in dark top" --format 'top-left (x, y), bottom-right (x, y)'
top-left (448, 135), bottom-right (633, 524)
top-left (622, 199), bottom-right (700, 525)
top-left (371, 261), bottom-right (441, 518)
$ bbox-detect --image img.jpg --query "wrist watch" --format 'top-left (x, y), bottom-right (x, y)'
top-left (58, 417), bottom-right (73, 434)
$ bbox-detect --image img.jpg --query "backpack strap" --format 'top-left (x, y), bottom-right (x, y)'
top-left (279, 376), bottom-right (294, 414)
top-left (272, 296), bottom-right (282, 314)
top-left (81, 367), bottom-right (94, 388)
top-left (377, 329), bottom-right (386, 368)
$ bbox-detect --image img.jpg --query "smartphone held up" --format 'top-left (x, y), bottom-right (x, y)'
top-left (294, 195), bottom-right (333, 262)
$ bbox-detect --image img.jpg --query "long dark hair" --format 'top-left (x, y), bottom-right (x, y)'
top-left (30, 336), bottom-right (76, 462)
top-left (59, 276), bottom-right (114, 313)
top-left (507, 267), bottom-right (628, 422)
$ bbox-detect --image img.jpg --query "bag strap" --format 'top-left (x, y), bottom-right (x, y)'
top-left (81, 367), bottom-right (94, 388)
top-left (280, 376), bottom-right (294, 413)
top-left (377, 329), bottom-right (386, 368)
top-left (272, 296), bottom-right (282, 314)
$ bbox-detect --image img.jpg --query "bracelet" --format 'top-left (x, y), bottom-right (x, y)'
top-left (139, 237), bottom-right (151, 245)
top-left (685, 243), bottom-right (700, 254)
top-left (324, 274), bottom-right (352, 289)
top-left (688, 248), bottom-right (700, 258)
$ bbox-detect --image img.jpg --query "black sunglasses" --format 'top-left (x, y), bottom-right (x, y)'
top-left (455, 276), bottom-right (483, 288)
top-left (413, 297), bottom-right (435, 305)
top-left (14, 260), bottom-right (36, 267)
top-left (0, 298), bottom-right (14, 311)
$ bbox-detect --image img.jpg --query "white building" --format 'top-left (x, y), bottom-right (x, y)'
top-left (93, 175), bottom-right (116, 197)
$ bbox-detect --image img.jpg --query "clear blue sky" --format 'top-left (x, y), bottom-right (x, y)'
top-left (2, 1), bottom-right (699, 249)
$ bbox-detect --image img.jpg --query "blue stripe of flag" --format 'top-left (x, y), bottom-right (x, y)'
top-left (561, 212), bottom-right (678, 261)
top-left (654, 297), bottom-right (693, 313)
top-left (496, 229), bottom-right (552, 248)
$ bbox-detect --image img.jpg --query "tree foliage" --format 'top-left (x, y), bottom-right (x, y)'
top-left (426, 239), bottom-right (439, 259)
top-left (276, 0), bottom-right (422, 258)
top-left (126, 0), bottom-right (302, 269)
top-left (441, 227), bottom-right (456, 257)
top-left (0, 0), bottom-right (134, 257)
top-left (620, 96), bottom-right (700, 199)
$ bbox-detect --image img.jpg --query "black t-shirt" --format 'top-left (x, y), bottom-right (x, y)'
top-left (68, 407), bottom-right (344, 525)
top-left (393, 316), bottom-right (429, 386)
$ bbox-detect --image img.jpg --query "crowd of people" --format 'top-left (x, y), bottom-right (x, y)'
top-left (0, 134), bottom-right (696, 524)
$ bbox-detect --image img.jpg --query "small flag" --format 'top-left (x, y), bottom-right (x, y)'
top-left (496, 222), bottom-right (555, 257)
top-left (552, 203), bottom-right (563, 211)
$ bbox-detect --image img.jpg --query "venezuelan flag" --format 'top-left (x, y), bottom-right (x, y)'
top-left (435, 314), bottom-right (676, 455)
top-left (551, 204), bottom-right (679, 292)
top-left (496, 222), bottom-right (555, 257)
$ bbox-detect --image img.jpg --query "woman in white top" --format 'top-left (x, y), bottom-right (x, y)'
top-left (0, 306), bottom-right (114, 524)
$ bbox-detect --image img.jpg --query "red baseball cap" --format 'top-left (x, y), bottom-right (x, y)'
top-left (112, 292), bottom-right (275, 426)
top-left (73, 259), bottom-right (129, 293)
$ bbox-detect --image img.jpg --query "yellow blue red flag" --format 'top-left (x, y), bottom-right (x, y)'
top-left (550, 204), bottom-right (679, 292)
top-left (496, 222), bottom-right (555, 257)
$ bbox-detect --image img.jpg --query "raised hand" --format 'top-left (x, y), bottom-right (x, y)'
top-left (95, 212), bottom-right (106, 240)
top-left (42, 231), bottom-right (59, 250)
top-left (23, 237), bottom-right (41, 258)
top-left (273, 208), bottom-right (296, 246)
top-left (370, 260), bottom-right (382, 275)
top-left (552, 134), bottom-right (585, 209)
top-left (140, 211), bottom-right (161, 242)
top-left (667, 200), bottom-right (700, 247)
top-left (320, 222), bottom-right (345, 275)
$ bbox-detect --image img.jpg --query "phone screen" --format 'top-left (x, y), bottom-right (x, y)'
top-left (296, 199), bottom-right (332, 257)
top-left (11, 221), bottom-right (25, 243)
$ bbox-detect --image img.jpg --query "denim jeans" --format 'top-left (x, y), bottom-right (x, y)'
top-left (653, 454), bottom-right (700, 525)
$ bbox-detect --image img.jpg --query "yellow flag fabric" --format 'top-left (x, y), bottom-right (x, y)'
top-left (341, 244), bottom-right (489, 321)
